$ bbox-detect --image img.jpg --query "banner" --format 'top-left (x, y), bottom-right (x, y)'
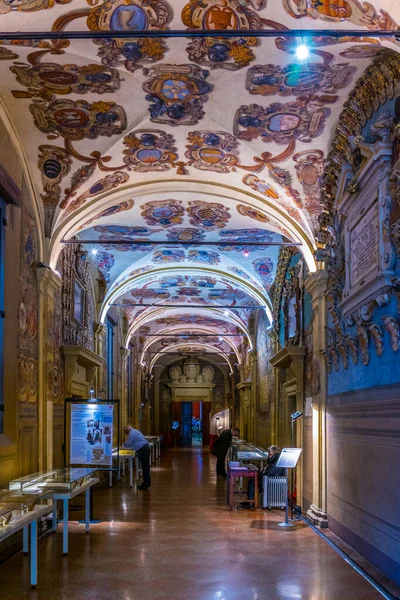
top-left (70, 403), bottom-right (114, 466)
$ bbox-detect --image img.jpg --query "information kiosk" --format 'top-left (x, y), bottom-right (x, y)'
top-left (276, 448), bottom-right (302, 528)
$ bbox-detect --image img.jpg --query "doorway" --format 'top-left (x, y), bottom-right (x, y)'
top-left (172, 401), bottom-right (211, 447)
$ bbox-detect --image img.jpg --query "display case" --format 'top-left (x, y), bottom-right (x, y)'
top-left (0, 490), bottom-right (47, 512)
top-left (9, 468), bottom-right (96, 494)
top-left (230, 443), bottom-right (269, 461)
top-left (0, 498), bottom-right (24, 527)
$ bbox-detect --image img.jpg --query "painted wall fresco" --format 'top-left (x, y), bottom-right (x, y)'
top-left (18, 210), bottom-right (38, 403)
top-left (255, 309), bottom-right (273, 413)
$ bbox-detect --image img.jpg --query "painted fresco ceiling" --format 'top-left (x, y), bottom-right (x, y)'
top-left (1, 0), bottom-right (400, 368)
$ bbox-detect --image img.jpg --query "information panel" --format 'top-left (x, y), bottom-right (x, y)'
top-left (276, 448), bottom-right (302, 469)
top-left (70, 402), bottom-right (114, 467)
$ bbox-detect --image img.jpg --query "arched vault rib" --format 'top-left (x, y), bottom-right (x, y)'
top-left (101, 265), bottom-right (272, 326)
top-left (149, 342), bottom-right (234, 374)
top-left (138, 326), bottom-right (242, 365)
top-left (124, 306), bottom-right (252, 351)
top-left (49, 179), bottom-right (317, 273)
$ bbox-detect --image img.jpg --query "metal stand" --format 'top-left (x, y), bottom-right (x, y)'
top-left (278, 470), bottom-right (294, 528)
top-left (79, 485), bottom-right (102, 525)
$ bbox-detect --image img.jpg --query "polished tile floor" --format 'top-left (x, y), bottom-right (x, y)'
top-left (0, 448), bottom-right (385, 600)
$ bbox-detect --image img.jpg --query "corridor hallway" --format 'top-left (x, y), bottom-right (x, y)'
top-left (0, 449), bottom-right (388, 600)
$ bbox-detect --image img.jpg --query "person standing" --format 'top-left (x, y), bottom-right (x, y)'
top-left (122, 425), bottom-right (151, 490)
top-left (212, 427), bottom-right (240, 477)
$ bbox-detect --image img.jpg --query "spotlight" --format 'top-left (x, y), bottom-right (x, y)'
top-left (243, 249), bottom-right (249, 257)
top-left (218, 336), bottom-right (223, 342)
top-left (296, 44), bottom-right (309, 60)
top-left (224, 310), bottom-right (229, 316)
top-left (91, 248), bottom-right (98, 256)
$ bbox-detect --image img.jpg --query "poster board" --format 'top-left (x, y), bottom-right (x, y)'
top-left (64, 398), bottom-right (120, 470)
top-left (276, 448), bottom-right (302, 469)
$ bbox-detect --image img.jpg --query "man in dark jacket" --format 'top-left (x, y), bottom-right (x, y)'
top-left (212, 428), bottom-right (240, 477)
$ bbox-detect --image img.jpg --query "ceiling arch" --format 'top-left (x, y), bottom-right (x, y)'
top-left (148, 342), bottom-right (237, 373)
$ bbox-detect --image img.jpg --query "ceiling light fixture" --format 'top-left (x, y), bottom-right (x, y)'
top-left (91, 248), bottom-right (98, 256)
top-left (243, 249), bottom-right (249, 257)
top-left (296, 42), bottom-right (309, 60)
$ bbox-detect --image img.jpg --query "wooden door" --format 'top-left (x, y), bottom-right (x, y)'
top-left (202, 402), bottom-right (211, 446)
top-left (181, 402), bottom-right (192, 446)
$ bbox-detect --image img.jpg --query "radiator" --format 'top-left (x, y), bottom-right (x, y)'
top-left (262, 476), bottom-right (287, 509)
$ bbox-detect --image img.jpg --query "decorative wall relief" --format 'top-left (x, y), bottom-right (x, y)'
top-left (123, 129), bottom-right (178, 172)
top-left (185, 131), bottom-right (239, 172)
top-left (344, 335), bottom-right (358, 365)
top-left (382, 315), bottom-right (399, 352)
top-left (62, 244), bottom-right (94, 349)
top-left (357, 325), bottom-right (369, 366)
top-left (18, 210), bottom-right (38, 403)
top-left (143, 64), bottom-right (213, 126)
top-left (368, 323), bottom-right (383, 357)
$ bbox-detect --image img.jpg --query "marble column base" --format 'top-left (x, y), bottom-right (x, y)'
top-left (306, 504), bottom-right (328, 528)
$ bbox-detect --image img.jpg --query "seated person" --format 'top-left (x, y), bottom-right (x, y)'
top-left (245, 445), bottom-right (285, 506)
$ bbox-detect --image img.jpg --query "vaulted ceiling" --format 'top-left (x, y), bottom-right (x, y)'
top-left (1, 0), bottom-right (399, 370)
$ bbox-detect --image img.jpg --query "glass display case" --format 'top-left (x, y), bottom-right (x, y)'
top-left (9, 468), bottom-right (96, 494)
top-left (0, 490), bottom-right (47, 512)
top-left (230, 443), bottom-right (269, 461)
top-left (0, 498), bottom-right (24, 527)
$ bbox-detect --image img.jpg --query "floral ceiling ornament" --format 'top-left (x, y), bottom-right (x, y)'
top-left (93, 251), bottom-right (115, 283)
top-left (234, 98), bottom-right (331, 144)
top-left (242, 174), bottom-right (279, 199)
top-left (30, 99), bottom-right (127, 141)
top-left (253, 257), bottom-right (274, 287)
top-left (0, 0), bottom-right (70, 13)
top-left (282, 0), bottom-right (398, 29)
top-left (293, 150), bottom-right (325, 221)
top-left (236, 204), bottom-right (270, 223)
top-left (123, 130), bottom-right (178, 172)
top-left (64, 172), bottom-right (129, 214)
top-left (0, 47), bottom-right (18, 60)
top-left (187, 200), bottom-right (231, 230)
top-left (185, 131), bottom-right (239, 173)
top-left (166, 228), bottom-right (205, 242)
top-left (245, 61), bottom-right (356, 100)
top-left (152, 249), bottom-right (185, 263)
top-left (38, 144), bottom-right (72, 235)
top-left (141, 199), bottom-right (184, 227)
top-left (143, 64), bottom-right (214, 126)
top-left (85, 0), bottom-right (172, 73)
top-left (187, 249), bottom-right (220, 265)
top-left (11, 62), bottom-right (121, 101)
top-left (218, 228), bottom-right (274, 251)
top-left (78, 199), bottom-right (134, 229)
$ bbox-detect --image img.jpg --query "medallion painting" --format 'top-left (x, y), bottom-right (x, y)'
top-left (185, 131), bottom-right (239, 173)
top-left (141, 200), bottom-right (184, 227)
top-left (282, 0), bottom-right (397, 29)
top-left (245, 61), bottom-right (356, 101)
top-left (123, 130), bottom-right (178, 172)
top-left (86, 0), bottom-right (172, 73)
top-left (234, 99), bottom-right (330, 144)
top-left (30, 99), bottom-right (127, 140)
top-left (143, 64), bottom-right (213, 126)
top-left (187, 200), bottom-right (230, 230)
top-left (11, 63), bottom-right (121, 100)
top-left (182, 0), bottom-right (269, 70)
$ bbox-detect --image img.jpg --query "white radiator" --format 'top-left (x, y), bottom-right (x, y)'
top-left (262, 476), bottom-right (287, 509)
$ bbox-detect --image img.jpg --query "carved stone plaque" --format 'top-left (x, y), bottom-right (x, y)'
top-left (349, 202), bottom-right (379, 287)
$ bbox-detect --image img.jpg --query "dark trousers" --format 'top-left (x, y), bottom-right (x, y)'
top-left (136, 444), bottom-right (151, 487)
top-left (216, 454), bottom-right (227, 476)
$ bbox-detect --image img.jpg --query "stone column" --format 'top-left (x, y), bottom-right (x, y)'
top-left (120, 348), bottom-right (130, 429)
top-left (305, 269), bottom-right (329, 527)
top-left (94, 323), bottom-right (106, 396)
top-left (37, 267), bottom-right (62, 471)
